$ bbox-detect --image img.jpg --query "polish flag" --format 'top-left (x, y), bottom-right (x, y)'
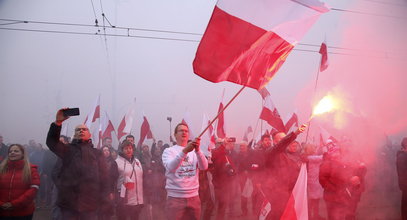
top-left (242, 126), bottom-right (253, 142)
top-left (281, 163), bottom-right (308, 220)
top-left (216, 89), bottom-right (226, 138)
top-left (200, 113), bottom-right (216, 156)
top-left (258, 88), bottom-right (285, 132)
top-left (117, 99), bottom-right (136, 140)
top-left (84, 95), bottom-right (100, 128)
top-left (193, 0), bottom-right (329, 90)
top-left (101, 111), bottom-right (116, 140)
top-left (319, 41), bottom-right (329, 72)
top-left (285, 112), bottom-right (299, 133)
top-left (137, 115), bottom-right (153, 147)
top-left (182, 109), bottom-right (195, 138)
top-left (319, 126), bottom-right (337, 146)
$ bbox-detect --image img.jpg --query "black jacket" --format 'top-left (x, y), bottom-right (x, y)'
top-left (46, 123), bottom-right (109, 212)
top-left (397, 150), bottom-right (407, 192)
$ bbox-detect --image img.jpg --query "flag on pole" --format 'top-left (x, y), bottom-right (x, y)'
top-left (319, 41), bottom-right (329, 72)
top-left (200, 113), bottom-right (216, 156)
top-left (285, 112), bottom-right (299, 133)
top-left (117, 99), bottom-right (136, 140)
top-left (258, 88), bottom-right (285, 132)
top-left (193, 0), bottom-right (329, 90)
top-left (216, 89), bottom-right (226, 138)
top-left (281, 163), bottom-right (308, 220)
top-left (319, 126), bottom-right (337, 146)
top-left (84, 95), bottom-right (100, 128)
top-left (137, 115), bottom-right (153, 147)
top-left (101, 111), bottom-right (116, 140)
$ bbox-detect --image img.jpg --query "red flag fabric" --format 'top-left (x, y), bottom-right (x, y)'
top-left (84, 95), bottom-right (100, 128)
top-left (285, 113), bottom-right (299, 133)
top-left (117, 102), bottom-right (136, 140)
top-left (137, 116), bottom-right (153, 147)
top-left (281, 163), bottom-right (308, 220)
top-left (319, 42), bottom-right (329, 72)
top-left (193, 0), bottom-right (329, 90)
top-left (258, 88), bottom-right (285, 132)
top-left (101, 111), bottom-right (115, 140)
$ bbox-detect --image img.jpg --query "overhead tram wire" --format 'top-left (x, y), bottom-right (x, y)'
top-left (0, 26), bottom-right (397, 60)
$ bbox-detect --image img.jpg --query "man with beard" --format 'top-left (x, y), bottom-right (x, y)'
top-left (46, 109), bottom-right (110, 220)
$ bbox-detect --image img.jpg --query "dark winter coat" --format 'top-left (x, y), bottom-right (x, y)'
top-left (46, 123), bottom-right (109, 212)
top-left (397, 150), bottom-right (407, 192)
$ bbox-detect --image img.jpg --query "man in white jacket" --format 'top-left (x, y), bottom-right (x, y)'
top-left (162, 122), bottom-right (208, 220)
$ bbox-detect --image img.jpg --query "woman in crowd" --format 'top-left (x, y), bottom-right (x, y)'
top-left (0, 144), bottom-right (40, 220)
top-left (99, 146), bottom-right (119, 220)
top-left (115, 141), bottom-right (144, 220)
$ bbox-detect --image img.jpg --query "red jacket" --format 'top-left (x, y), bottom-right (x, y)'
top-left (0, 160), bottom-right (40, 217)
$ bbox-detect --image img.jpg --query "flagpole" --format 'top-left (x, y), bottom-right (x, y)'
top-left (197, 85), bottom-right (246, 138)
top-left (305, 58), bottom-right (322, 143)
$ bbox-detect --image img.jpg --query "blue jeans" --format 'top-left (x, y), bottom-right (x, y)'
top-left (165, 196), bottom-right (201, 220)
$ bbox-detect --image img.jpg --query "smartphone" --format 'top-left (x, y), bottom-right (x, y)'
top-left (62, 108), bottom-right (80, 117)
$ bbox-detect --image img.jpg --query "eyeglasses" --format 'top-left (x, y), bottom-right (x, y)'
top-left (75, 128), bottom-right (88, 132)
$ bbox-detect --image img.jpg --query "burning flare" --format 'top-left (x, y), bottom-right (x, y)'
top-left (310, 95), bottom-right (337, 121)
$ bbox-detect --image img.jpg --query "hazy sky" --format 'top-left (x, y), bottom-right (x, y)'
top-left (1, 0), bottom-right (406, 150)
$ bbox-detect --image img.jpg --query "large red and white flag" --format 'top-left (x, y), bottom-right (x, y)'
top-left (84, 95), bottom-right (100, 129)
top-left (182, 109), bottom-right (195, 138)
top-left (258, 88), bottom-right (285, 132)
top-left (137, 115), bottom-right (153, 147)
top-left (319, 41), bottom-right (329, 72)
top-left (216, 89), bottom-right (226, 138)
top-left (194, 0), bottom-right (329, 90)
top-left (281, 163), bottom-right (308, 220)
top-left (117, 99), bottom-right (136, 141)
top-left (285, 112), bottom-right (299, 133)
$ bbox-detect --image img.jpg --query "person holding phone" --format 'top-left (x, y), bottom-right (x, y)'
top-left (115, 141), bottom-right (144, 220)
top-left (46, 109), bottom-right (110, 220)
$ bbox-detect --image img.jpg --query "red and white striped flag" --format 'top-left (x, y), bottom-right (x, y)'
top-left (194, 0), bottom-right (329, 90)
top-left (285, 112), bottom-right (299, 133)
top-left (258, 88), bottom-right (285, 132)
top-left (117, 99), bottom-right (136, 141)
top-left (101, 111), bottom-right (116, 140)
top-left (84, 95), bottom-right (100, 129)
top-left (280, 163), bottom-right (308, 220)
top-left (200, 113), bottom-right (216, 156)
top-left (137, 115), bottom-right (153, 147)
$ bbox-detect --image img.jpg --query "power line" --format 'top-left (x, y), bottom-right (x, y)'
top-left (0, 18), bottom-right (399, 56)
top-left (0, 26), bottom-right (397, 59)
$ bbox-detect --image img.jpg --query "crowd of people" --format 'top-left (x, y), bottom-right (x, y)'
top-left (0, 108), bottom-right (406, 220)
